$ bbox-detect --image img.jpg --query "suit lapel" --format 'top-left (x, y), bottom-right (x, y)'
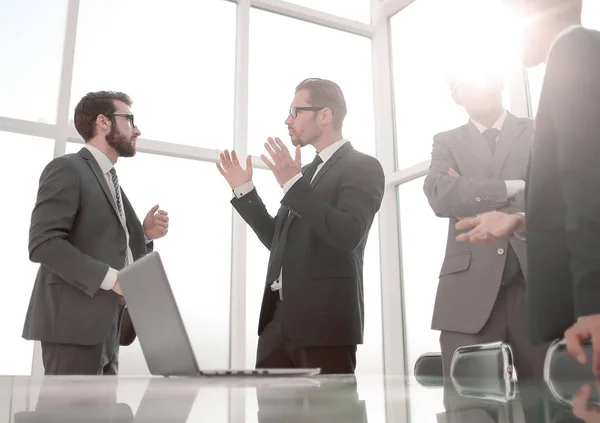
top-left (310, 142), bottom-right (353, 189)
top-left (79, 148), bottom-right (124, 226)
top-left (464, 123), bottom-right (493, 177)
top-left (492, 113), bottom-right (526, 178)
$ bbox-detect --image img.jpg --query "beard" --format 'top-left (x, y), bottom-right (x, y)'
top-left (106, 125), bottom-right (136, 157)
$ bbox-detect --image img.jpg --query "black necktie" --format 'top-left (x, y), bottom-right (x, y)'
top-left (265, 154), bottom-right (323, 285)
top-left (483, 128), bottom-right (501, 154)
top-left (303, 154), bottom-right (323, 184)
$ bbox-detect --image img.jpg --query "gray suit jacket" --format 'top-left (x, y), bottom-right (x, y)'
top-left (22, 147), bottom-right (152, 346)
top-left (423, 113), bottom-right (533, 334)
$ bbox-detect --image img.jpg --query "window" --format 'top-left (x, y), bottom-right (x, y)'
top-left (390, 0), bottom-right (517, 170)
top-left (244, 170), bottom-right (384, 374)
top-left (66, 143), bottom-right (232, 373)
top-left (247, 9), bottom-right (375, 161)
top-left (0, 0), bottom-right (68, 123)
top-left (398, 177), bottom-right (448, 421)
top-left (69, 0), bottom-right (236, 148)
top-left (583, 0), bottom-right (600, 30)
top-left (0, 133), bottom-right (55, 375)
top-left (277, 0), bottom-right (370, 23)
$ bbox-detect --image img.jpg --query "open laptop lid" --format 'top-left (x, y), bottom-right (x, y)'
top-left (118, 251), bottom-right (201, 376)
top-left (118, 252), bottom-right (320, 377)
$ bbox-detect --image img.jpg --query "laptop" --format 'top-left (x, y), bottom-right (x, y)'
top-left (117, 251), bottom-right (321, 377)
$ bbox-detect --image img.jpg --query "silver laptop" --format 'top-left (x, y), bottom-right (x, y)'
top-left (117, 251), bottom-right (321, 377)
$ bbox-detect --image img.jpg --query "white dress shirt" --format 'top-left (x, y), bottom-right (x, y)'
top-left (84, 144), bottom-right (133, 291)
top-left (233, 139), bottom-right (348, 299)
top-left (470, 110), bottom-right (525, 198)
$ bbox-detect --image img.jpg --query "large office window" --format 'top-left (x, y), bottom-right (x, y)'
top-left (0, 0), bottom-right (67, 123)
top-left (0, 133), bottom-right (55, 375)
top-left (247, 9), bottom-right (375, 160)
top-left (66, 143), bottom-right (232, 373)
top-left (69, 0), bottom-right (236, 148)
top-left (390, 0), bottom-right (518, 170)
top-left (398, 176), bottom-right (448, 421)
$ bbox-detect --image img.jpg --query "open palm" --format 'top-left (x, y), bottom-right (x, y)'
top-left (216, 149), bottom-right (253, 189)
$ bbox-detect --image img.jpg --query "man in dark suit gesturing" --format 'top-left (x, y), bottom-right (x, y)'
top-left (217, 78), bottom-right (385, 374)
top-left (22, 91), bottom-right (169, 375)
top-left (455, 0), bottom-right (600, 373)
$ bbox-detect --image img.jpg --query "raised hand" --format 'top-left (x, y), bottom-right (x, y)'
top-left (217, 150), bottom-right (253, 189)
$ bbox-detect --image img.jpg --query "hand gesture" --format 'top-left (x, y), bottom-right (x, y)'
top-left (260, 137), bottom-right (301, 187)
top-left (143, 204), bottom-right (169, 240)
top-left (217, 150), bottom-right (253, 189)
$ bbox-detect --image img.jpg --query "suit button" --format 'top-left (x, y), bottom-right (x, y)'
top-left (476, 197), bottom-right (481, 202)
top-left (497, 248), bottom-right (505, 255)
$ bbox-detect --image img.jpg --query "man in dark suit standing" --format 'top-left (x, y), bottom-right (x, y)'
top-left (455, 0), bottom-right (600, 373)
top-left (22, 91), bottom-right (169, 375)
top-left (424, 72), bottom-right (547, 380)
top-left (217, 78), bottom-right (385, 374)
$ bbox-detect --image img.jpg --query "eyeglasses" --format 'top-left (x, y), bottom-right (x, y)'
top-left (288, 106), bottom-right (324, 119)
top-left (105, 113), bottom-right (135, 128)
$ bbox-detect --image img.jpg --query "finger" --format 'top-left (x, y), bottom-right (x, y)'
top-left (456, 233), bottom-right (470, 242)
top-left (274, 137), bottom-right (292, 161)
top-left (246, 155), bottom-right (253, 170)
top-left (223, 150), bottom-right (233, 167)
top-left (295, 145), bottom-right (301, 165)
top-left (267, 137), bottom-right (285, 161)
top-left (155, 215), bottom-right (169, 223)
top-left (216, 162), bottom-right (226, 176)
top-left (146, 204), bottom-right (160, 217)
top-left (261, 155), bottom-right (275, 171)
top-left (565, 328), bottom-right (589, 364)
top-left (231, 150), bottom-right (240, 167)
top-left (264, 142), bottom-right (280, 164)
top-left (156, 220), bottom-right (169, 229)
top-left (455, 217), bottom-right (479, 230)
top-left (592, 332), bottom-right (600, 375)
top-left (157, 210), bottom-right (168, 216)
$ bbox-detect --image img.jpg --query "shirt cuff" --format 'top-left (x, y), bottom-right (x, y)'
top-left (282, 173), bottom-right (303, 195)
top-left (233, 181), bottom-right (255, 199)
top-left (100, 267), bottom-right (118, 290)
top-left (505, 180), bottom-right (525, 198)
top-left (145, 236), bottom-right (152, 244)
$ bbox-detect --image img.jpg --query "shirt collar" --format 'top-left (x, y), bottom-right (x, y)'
top-left (548, 24), bottom-right (582, 60)
top-left (470, 109), bottom-right (508, 134)
top-left (84, 144), bottom-right (114, 174)
top-left (315, 139), bottom-right (348, 164)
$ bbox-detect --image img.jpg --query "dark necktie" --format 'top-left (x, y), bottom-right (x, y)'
top-left (483, 128), bottom-right (501, 154)
top-left (265, 154), bottom-right (323, 285)
top-left (109, 167), bottom-right (129, 266)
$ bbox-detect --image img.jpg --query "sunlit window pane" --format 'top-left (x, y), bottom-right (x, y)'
top-left (0, 133), bottom-right (55, 375)
top-left (0, 0), bottom-right (68, 123)
top-left (70, 0), bottom-right (236, 148)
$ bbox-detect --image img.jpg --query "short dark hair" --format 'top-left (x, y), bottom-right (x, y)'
top-left (74, 91), bottom-right (132, 142)
top-left (295, 78), bottom-right (347, 130)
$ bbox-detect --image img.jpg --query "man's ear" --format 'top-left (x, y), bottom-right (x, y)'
top-left (320, 107), bottom-right (333, 125)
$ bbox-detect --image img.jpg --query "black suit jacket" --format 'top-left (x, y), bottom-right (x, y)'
top-left (525, 27), bottom-right (600, 344)
top-left (232, 142), bottom-right (385, 347)
top-left (22, 147), bottom-right (152, 346)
